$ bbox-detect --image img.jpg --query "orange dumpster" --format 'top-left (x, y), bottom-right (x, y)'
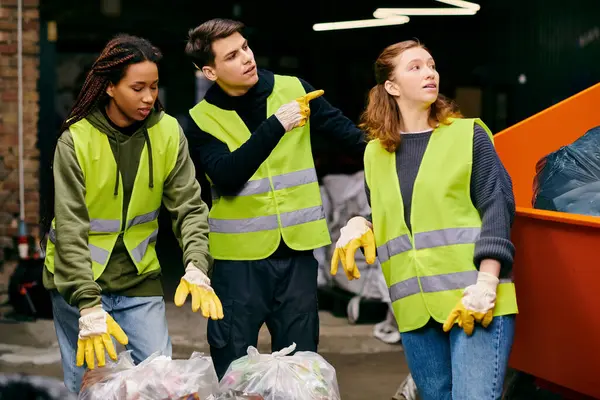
top-left (494, 83), bottom-right (600, 399)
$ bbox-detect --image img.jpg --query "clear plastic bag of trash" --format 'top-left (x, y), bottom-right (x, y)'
top-left (218, 343), bottom-right (341, 400)
top-left (533, 125), bottom-right (600, 215)
top-left (78, 350), bottom-right (218, 400)
top-left (206, 389), bottom-right (264, 399)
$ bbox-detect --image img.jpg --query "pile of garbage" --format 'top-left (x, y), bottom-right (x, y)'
top-left (79, 343), bottom-right (340, 400)
top-left (79, 351), bottom-right (218, 400)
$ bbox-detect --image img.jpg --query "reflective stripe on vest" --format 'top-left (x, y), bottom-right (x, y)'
top-left (90, 219), bottom-right (120, 233)
top-left (209, 205), bottom-right (325, 233)
top-left (127, 209), bottom-right (160, 229)
top-left (389, 271), bottom-right (513, 302)
top-left (377, 226), bottom-right (515, 301)
top-left (377, 227), bottom-right (481, 263)
top-left (89, 244), bottom-right (110, 266)
top-left (209, 167), bottom-right (322, 233)
top-left (47, 208), bottom-right (160, 265)
top-left (130, 229), bottom-right (158, 263)
top-left (47, 228), bottom-right (112, 265)
top-left (211, 168), bottom-right (318, 199)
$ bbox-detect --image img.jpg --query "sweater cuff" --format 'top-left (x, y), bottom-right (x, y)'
top-left (76, 292), bottom-right (102, 312)
top-left (185, 251), bottom-right (213, 276)
top-left (69, 281), bottom-right (102, 311)
top-left (265, 115), bottom-right (286, 138)
top-left (473, 237), bottom-right (515, 276)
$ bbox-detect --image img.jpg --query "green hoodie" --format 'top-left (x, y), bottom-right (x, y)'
top-left (43, 108), bottom-right (213, 310)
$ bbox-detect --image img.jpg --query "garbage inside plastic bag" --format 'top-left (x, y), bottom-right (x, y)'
top-left (79, 350), bottom-right (219, 400)
top-left (218, 342), bottom-right (341, 400)
top-left (178, 394), bottom-right (203, 400)
top-left (533, 125), bottom-right (600, 216)
top-left (206, 389), bottom-right (264, 399)
top-left (181, 393), bottom-right (260, 400)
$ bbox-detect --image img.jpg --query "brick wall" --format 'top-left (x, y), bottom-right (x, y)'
top-left (0, 0), bottom-right (39, 261)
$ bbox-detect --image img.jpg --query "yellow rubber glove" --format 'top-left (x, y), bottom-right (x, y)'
top-left (76, 305), bottom-right (129, 370)
top-left (443, 271), bottom-right (499, 336)
top-left (274, 90), bottom-right (324, 132)
top-left (174, 263), bottom-right (224, 320)
top-left (330, 216), bottom-right (376, 281)
top-left (295, 90), bottom-right (324, 127)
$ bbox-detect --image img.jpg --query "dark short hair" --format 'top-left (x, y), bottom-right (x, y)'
top-left (185, 18), bottom-right (245, 67)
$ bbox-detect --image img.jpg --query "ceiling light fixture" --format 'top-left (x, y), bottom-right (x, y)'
top-left (312, 16), bottom-right (410, 31)
top-left (374, 0), bottom-right (479, 17)
top-left (313, 0), bottom-right (480, 32)
top-left (373, 8), bottom-right (477, 17)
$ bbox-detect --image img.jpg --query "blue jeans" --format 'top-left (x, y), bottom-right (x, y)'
top-left (50, 290), bottom-right (172, 393)
top-left (400, 315), bottom-right (515, 400)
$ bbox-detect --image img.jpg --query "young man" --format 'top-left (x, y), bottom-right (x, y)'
top-left (184, 18), bottom-right (366, 379)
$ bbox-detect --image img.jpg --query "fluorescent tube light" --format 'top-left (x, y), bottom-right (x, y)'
top-left (313, 1), bottom-right (479, 32)
top-left (313, 16), bottom-right (410, 31)
top-left (436, 0), bottom-right (480, 10)
top-left (373, 7), bottom-right (477, 17)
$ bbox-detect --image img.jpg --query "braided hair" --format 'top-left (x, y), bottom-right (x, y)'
top-left (61, 34), bottom-right (164, 132)
top-left (40, 34), bottom-right (163, 238)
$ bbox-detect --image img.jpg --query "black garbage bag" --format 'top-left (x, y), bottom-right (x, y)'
top-left (533, 126), bottom-right (600, 216)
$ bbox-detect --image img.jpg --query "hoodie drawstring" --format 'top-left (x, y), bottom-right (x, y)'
top-left (113, 132), bottom-right (121, 196)
top-left (143, 129), bottom-right (154, 189)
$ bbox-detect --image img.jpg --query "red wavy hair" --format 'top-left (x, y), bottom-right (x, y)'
top-left (359, 40), bottom-right (462, 152)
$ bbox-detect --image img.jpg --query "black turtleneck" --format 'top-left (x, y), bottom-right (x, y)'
top-left (185, 69), bottom-right (366, 194)
top-left (185, 69), bottom-right (366, 257)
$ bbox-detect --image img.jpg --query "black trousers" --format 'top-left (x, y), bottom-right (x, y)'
top-left (207, 252), bottom-right (320, 380)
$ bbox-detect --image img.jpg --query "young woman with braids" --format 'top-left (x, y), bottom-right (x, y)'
top-left (330, 40), bottom-right (519, 399)
top-left (40, 34), bottom-right (223, 393)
